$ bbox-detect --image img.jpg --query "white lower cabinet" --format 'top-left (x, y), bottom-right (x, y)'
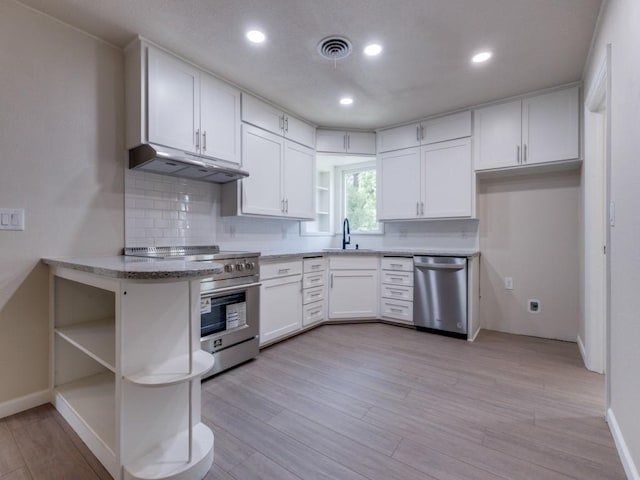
top-left (328, 255), bottom-right (379, 319)
top-left (302, 257), bottom-right (326, 327)
top-left (380, 256), bottom-right (414, 324)
top-left (50, 268), bottom-right (214, 480)
top-left (260, 260), bottom-right (302, 346)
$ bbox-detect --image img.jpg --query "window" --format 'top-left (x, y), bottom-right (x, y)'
top-left (340, 162), bottom-right (381, 233)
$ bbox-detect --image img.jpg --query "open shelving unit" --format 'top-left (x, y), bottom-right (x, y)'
top-left (50, 269), bottom-right (214, 480)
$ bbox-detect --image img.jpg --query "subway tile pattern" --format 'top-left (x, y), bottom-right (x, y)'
top-left (124, 170), bottom-right (217, 247)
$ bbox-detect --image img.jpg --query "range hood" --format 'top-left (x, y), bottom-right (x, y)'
top-left (129, 143), bottom-right (249, 184)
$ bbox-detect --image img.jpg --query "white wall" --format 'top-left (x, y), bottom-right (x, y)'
top-left (0, 1), bottom-right (124, 408)
top-left (583, 0), bottom-right (640, 476)
top-left (477, 171), bottom-right (581, 341)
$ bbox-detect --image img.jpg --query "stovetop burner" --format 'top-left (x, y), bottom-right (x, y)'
top-left (123, 246), bottom-right (261, 289)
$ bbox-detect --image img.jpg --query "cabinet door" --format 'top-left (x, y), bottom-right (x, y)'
top-left (316, 130), bottom-right (347, 153)
top-left (377, 123), bottom-right (421, 153)
top-left (522, 86), bottom-right (579, 165)
top-left (347, 132), bottom-right (376, 155)
top-left (241, 125), bottom-right (284, 216)
top-left (329, 270), bottom-right (379, 319)
top-left (473, 100), bottom-right (522, 171)
top-left (283, 141), bottom-right (315, 219)
top-left (378, 147), bottom-right (421, 220)
top-left (260, 275), bottom-right (302, 345)
top-left (422, 111), bottom-right (471, 145)
top-left (200, 73), bottom-right (241, 164)
top-left (284, 115), bottom-right (316, 148)
top-left (242, 93), bottom-right (283, 135)
top-left (147, 47), bottom-right (199, 153)
top-left (422, 138), bottom-right (472, 218)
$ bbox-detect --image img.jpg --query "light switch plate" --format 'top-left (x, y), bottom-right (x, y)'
top-left (0, 208), bottom-right (25, 231)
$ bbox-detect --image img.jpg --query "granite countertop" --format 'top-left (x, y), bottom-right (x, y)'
top-left (42, 256), bottom-right (224, 280)
top-left (260, 248), bottom-right (480, 261)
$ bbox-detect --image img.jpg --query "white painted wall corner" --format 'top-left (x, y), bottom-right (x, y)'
top-left (577, 334), bottom-right (589, 369)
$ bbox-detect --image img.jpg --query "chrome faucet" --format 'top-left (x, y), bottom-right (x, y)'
top-left (342, 218), bottom-right (351, 250)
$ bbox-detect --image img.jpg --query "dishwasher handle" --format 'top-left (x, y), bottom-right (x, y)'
top-left (414, 258), bottom-right (466, 271)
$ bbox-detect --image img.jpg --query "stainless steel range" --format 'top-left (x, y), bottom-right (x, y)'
top-left (124, 246), bottom-right (260, 378)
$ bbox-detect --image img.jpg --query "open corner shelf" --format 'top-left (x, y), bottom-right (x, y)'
top-left (124, 423), bottom-right (213, 480)
top-left (124, 350), bottom-right (215, 387)
top-left (55, 318), bottom-right (116, 372)
top-left (55, 371), bottom-right (116, 452)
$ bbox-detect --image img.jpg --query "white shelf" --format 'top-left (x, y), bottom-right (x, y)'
top-left (55, 371), bottom-right (116, 452)
top-left (124, 350), bottom-right (214, 387)
top-left (55, 318), bottom-right (116, 372)
top-left (316, 186), bottom-right (329, 191)
top-left (124, 422), bottom-right (213, 480)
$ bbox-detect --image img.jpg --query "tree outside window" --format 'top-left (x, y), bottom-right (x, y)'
top-left (343, 166), bottom-right (379, 232)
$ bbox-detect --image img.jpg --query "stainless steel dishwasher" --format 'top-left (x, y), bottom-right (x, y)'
top-left (413, 256), bottom-right (467, 338)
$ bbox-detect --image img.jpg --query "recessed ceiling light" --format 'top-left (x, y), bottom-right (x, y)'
top-left (246, 30), bottom-right (266, 44)
top-left (472, 51), bottom-right (492, 63)
top-left (364, 44), bottom-right (383, 56)
top-left (339, 97), bottom-right (354, 105)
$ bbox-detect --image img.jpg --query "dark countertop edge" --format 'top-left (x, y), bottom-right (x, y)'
top-left (42, 257), bottom-right (224, 280)
top-left (260, 250), bottom-right (480, 261)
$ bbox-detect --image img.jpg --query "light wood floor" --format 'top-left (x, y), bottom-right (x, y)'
top-left (0, 324), bottom-right (625, 480)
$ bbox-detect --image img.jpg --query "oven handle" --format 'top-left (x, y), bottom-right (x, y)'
top-left (201, 281), bottom-right (262, 296)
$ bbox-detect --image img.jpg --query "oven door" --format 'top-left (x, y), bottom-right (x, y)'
top-left (201, 282), bottom-right (260, 353)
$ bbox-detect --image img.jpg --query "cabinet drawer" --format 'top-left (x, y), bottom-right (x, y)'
top-left (303, 257), bottom-right (326, 273)
top-left (381, 257), bottom-right (413, 272)
top-left (329, 255), bottom-right (378, 270)
top-left (380, 299), bottom-right (413, 323)
top-left (382, 270), bottom-right (413, 287)
top-left (261, 260), bottom-right (303, 280)
top-left (381, 284), bottom-right (413, 302)
top-left (303, 272), bottom-right (325, 289)
top-left (303, 285), bottom-right (325, 305)
top-left (303, 301), bottom-right (325, 326)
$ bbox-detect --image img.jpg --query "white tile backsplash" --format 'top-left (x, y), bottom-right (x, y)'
top-left (124, 169), bottom-right (217, 247)
top-left (125, 170), bottom-right (480, 252)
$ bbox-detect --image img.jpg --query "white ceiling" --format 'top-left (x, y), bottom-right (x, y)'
top-left (17, 0), bottom-right (602, 130)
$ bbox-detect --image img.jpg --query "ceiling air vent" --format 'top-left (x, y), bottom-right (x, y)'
top-left (317, 36), bottom-right (352, 61)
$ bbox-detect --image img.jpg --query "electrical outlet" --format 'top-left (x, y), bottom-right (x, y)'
top-left (504, 277), bottom-right (513, 290)
top-left (528, 299), bottom-right (541, 314)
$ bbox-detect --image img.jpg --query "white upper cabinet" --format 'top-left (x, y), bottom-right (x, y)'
top-left (474, 86), bottom-right (580, 171)
top-left (283, 141), bottom-right (315, 219)
top-left (199, 73), bottom-right (242, 165)
top-left (242, 93), bottom-right (315, 148)
top-left (378, 147), bottom-right (422, 220)
top-left (126, 40), bottom-right (242, 164)
top-left (378, 139), bottom-right (472, 220)
top-left (474, 100), bottom-right (522, 170)
top-left (422, 138), bottom-right (472, 218)
top-left (147, 47), bottom-right (200, 154)
top-left (240, 126), bottom-right (284, 217)
top-left (377, 111), bottom-right (471, 153)
top-left (232, 124), bottom-right (315, 220)
top-left (316, 130), bottom-right (376, 155)
top-left (522, 87), bottom-right (580, 165)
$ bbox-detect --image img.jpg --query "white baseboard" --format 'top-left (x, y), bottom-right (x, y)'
top-left (0, 389), bottom-right (52, 419)
top-left (468, 327), bottom-right (481, 342)
top-left (577, 334), bottom-right (588, 369)
top-left (607, 407), bottom-right (640, 480)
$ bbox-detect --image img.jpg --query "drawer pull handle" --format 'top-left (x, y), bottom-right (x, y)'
top-left (310, 309), bottom-right (321, 315)
top-left (390, 276), bottom-right (404, 281)
top-left (278, 268), bottom-right (290, 274)
top-left (390, 290), bottom-right (403, 295)
top-left (311, 265), bottom-right (321, 269)
top-left (390, 263), bottom-right (403, 268)
top-left (390, 307), bottom-right (404, 314)
top-left (310, 293), bottom-right (321, 297)
top-left (311, 278), bottom-right (320, 282)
